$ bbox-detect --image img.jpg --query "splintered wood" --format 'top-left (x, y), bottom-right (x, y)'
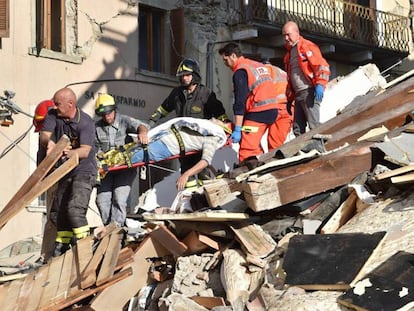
top-left (0, 227), bottom-right (132, 310)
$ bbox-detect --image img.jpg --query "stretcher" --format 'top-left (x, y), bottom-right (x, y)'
top-left (102, 149), bottom-right (199, 173)
top-left (98, 140), bottom-right (233, 179)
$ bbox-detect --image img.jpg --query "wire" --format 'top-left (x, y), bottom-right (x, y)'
top-left (0, 125), bottom-right (36, 162)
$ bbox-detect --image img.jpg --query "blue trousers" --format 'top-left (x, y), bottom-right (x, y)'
top-left (130, 140), bottom-right (173, 163)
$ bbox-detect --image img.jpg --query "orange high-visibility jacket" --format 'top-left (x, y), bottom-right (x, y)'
top-left (232, 56), bottom-right (278, 113)
top-left (264, 64), bottom-right (289, 110)
top-left (284, 36), bottom-right (330, 102)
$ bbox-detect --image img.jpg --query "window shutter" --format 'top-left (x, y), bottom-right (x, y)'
top-left (169, 8), bottom-right (184, 75)
top-left (0, 0), bottom-right (9, 38)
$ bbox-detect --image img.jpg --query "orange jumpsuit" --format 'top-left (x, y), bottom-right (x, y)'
top-left (232, 57), bottom-right (279, 161)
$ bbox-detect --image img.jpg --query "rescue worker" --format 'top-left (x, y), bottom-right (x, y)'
top-left (98, 117), bottom-right (231, 191)
top-left (40, 87), bottom-right (97, 257)
top-left (263, 60), bottom-right (293, 147)
top-left (95, 94), bottom-right (149, 226)
top-left (148, 58), bottom-right (230, 188)
top-left (33, 99), bottom-right (57, 263)
top-left (218, 42), bottom-right (280, 162)
top-left (282, 20), bottom-right (330, 136)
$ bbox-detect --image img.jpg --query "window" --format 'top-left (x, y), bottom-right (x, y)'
top-left (36, 0), bottom-right (67, 53)
top-left (0, 0), bottom-right (9, 38)
top-left (138, 4), bottom-right (184, 75)
top-left (139, 5), bottom-right (164, 73)
top-left (32, 0), bottom-right (80, 62)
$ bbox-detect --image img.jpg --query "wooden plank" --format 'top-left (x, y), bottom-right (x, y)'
top-left (90, 236), bottom-right (170, 311)
top-left (40, 268), bottom-right (132, 311)
top-left (203, 179), bottom-right (232, 207)
top-left (95, 231), bottom-right (122, 286)
top-left (53, 249), bottom-right (74, 304)
top-left (282, 232), bottom-right (386, 290)
top-left (14, 271), bottom-right (36, 311)
top-left (374, 164), bottom-right (414, 180)
top-left (190, 296), bottom-right (226, 309)
top-left (0, 135), bottom-right (71, 230)
top-left (80, 234), bottom-right (110, 289)
top-left (235, 149), bottom-right (320, 182)
top-left (38, 255), bottom-right (65, 307)
top-left (0, 135), bottom-right (70, 213)
top-left (338, 251), bottom-right (414, 311)
top-left (391, 173), bottom-right (414, 184)
top-left (24, 264), bottom-right (50, 311)
top-left (0, 282), bottom-right (11, 305)
top-left (230, 223), bottom-right (276, 258)
top-left (182, 231), bottom-right (220, 254)
top-left (2, 278), bottom-right (24, 311)
top-left (320, 190), bottom-right (358, 234)
top-left (242, 141), bottom-right (373, 212)
top-left (149, 224), bottom-right (188, 257)
top-left (144, 211), bottom-right (249, 222)
top-left (114, 247), bottom-right (135, 271)
top-left (69, 236), bottom-right (94, 295)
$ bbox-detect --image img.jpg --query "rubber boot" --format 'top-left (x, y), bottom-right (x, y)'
top-left (53, 242), bottom-right (71, 257)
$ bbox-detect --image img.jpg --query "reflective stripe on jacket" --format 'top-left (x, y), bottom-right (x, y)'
top-left (284, 36), bottom-right (330, 102)
top-left (232, 56), bottom-right (279, 113)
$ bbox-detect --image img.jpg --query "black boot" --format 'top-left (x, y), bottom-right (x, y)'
top-left (53, 242), bottom-right (70, 257)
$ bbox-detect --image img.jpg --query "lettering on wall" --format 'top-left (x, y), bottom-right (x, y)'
top-left (84, 91), bottom-right (146, 108)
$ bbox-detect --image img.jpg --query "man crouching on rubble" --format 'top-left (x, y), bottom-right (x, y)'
top-left (98, 117), bottom-right (232, 191)
top-left (40, 87), bottom-right (97, 257)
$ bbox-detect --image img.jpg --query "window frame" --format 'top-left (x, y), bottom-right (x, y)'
top-left (29, 0), bottom-right (82, 63)
top-left (0, 0), bottom-right (9, 38)
top-left (137, 3), bottom-right (184, 76)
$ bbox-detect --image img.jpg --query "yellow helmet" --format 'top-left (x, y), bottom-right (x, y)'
top-left (95, 94), bottom-right (116, 116)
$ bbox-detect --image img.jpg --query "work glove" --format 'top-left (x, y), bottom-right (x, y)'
top-left (315, 84), bottom-right (324, 103)
top-left (229, 125), bottom-right (242, 143)
top-left (286, 101), bottom-right (293, 116)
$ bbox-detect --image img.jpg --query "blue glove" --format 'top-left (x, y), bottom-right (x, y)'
top-left (315, 84), bottom-right (324, 103)
top-left (230, 125), bottom-right (242, 143)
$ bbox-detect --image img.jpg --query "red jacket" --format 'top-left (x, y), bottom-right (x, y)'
top-left (264, 64), bottom-right (289, 110)
top-left (284, 36), bottom-right (330, 102)
top-left (232, 56), bottom-right (278, 113)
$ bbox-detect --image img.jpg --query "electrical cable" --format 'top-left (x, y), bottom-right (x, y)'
top-left (0, 125), bottom-right (36, 162)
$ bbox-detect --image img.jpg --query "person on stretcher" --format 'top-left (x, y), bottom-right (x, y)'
top-left (97, 117), bottom-right (232, 190)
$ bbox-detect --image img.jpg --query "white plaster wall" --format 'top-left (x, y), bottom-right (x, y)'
top-left (0, 0), bottom-right (175, 250)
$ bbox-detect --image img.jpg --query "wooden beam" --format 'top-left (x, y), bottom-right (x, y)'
top-left (259, 76), bottom-right (414, 161)
top-left (0, 152), bottom-right (78, 230)
top-left (374, 164), bottom-right (414, 180)
top-left (1, 135), bottom-right (70, 213)
top-left (242, 141), bottom-right (373, 212)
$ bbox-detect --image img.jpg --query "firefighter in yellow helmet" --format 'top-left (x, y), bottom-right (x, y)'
top-left (148, 58), bottom-right (231, 188)
top-left (95, 93), bottom-right (149, 226)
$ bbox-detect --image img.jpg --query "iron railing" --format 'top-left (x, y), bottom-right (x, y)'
top-left (230, 0), bottom-right (410, 53)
